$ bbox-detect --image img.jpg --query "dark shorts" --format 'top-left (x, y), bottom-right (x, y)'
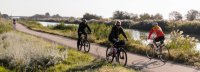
top-left (154, 36), bottom-right (165, 44)
top-left (155, 36), bottom-right (165, 42)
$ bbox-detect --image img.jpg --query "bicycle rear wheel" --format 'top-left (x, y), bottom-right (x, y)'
top-left (117, 49), bottom-right (127, 66)
top-left (106, 47), bottom-right (114, 63)
top-left (84, 40), bottom-right (90, 53)
top-left (159, 45), bottom-right (170, 62)
top-left (77, 41), bottom-right (83, 51)
top-left (146, 44), bottom-right (155, 59)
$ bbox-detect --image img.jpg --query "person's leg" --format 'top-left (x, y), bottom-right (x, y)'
top-left (77, 33), bottom-right (81, 48)
top-left (155, 36), bottom-right (165, 46)
top-left (108, 38), bottom-right (117, 56)
top-left (160, 36), bottom-right (165, 45)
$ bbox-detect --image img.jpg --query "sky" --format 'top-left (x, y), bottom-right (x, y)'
top-left (0, 0), bottom-right (200, 19)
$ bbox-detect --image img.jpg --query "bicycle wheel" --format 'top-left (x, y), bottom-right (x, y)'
top-left (159, 45), bottom-right (170, 62)
top-left (106, 47), bottom-right (114, 63)
top-left (146, 44), bottom-right (155, 59)
top-left (84, 40), bottom-right (90, 53)
top-left (77, 41), bottom-right (83, 51)
top-left (117, 49), bottom-right (127, 66)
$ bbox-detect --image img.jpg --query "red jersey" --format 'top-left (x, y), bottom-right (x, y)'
top-left (148, 26), bottom-right (164, 39)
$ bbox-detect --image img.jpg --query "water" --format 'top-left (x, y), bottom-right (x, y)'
top-left (38, 21), bottom-right (78, 26)
top-left (39, 21), bottom-right (200, 51)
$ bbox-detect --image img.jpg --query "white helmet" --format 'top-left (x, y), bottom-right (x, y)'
top-left (152, 22), bottom-right (158, 26)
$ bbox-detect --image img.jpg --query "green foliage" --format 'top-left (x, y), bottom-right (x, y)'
top-left (0, 66), bottom-right (10, 72)
top-left (113, 10), bottom-right (131, 20)
top-left (83, 13), bottom-right (102, 20)
top-left (176, 21), bottom-right (200, 34)
top-left (51, 22), bottom-right (76, 30)
top-left (89, 23), bottom-right (112, 42)
top-left (0, 18), bottom-right (12, 34)
top-left (19, 20), bottom-right (43, 29)
top-left (168, 30), bottom-right (198, 49)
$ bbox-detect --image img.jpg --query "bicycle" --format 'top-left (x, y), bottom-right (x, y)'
top-left (106, 40), bottom-right (127, 66)
top-left (146, 38), bottom-right (170, 62)
top-left (77, 34), bottom-right (90, 53)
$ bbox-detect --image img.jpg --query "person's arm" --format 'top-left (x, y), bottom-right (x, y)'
top-left (110, 26), bottom-right (116, 40)
top-left (120, 28), bottom-right (128, 40)
top-left (148, 29), bottom-right (154, 39)
top-left (86, 24), bottom-right (91, 33)
top-left (77, 23), bottom-right (81, 33)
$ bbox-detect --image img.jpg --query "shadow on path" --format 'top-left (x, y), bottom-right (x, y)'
top-left (129, 58), bottom-right (166, 70)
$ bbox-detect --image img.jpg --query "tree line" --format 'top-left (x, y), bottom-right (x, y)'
top-left (82, 9), bottom-right (200, 21)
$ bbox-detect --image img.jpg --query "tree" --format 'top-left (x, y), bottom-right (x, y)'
top-left (113, 10), bottom-right (131, 20)
top-left (130, 13), bottom-right (138, 21)
top-left (45, 12), bottom-right (50, 18)
top-left (139, 13), bottom-right (151, 20)
top-left (83, 13), bottom-right (102, 20)
top-left (169, 11), bottom-right (183, 21)
top-left (186, 9), bottom-right (199, 21)
top-left (153, 13), bottom-right (163, 20)
top-left (2, 14), bottom-right (9, 19)
top-left (52, 14), bottom-right (62, 18)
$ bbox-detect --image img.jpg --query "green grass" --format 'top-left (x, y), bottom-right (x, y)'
top-left (47, 48), bottom-right (134, 72)
top-left (0, 18), bottom-right (13, 34)
top-left (19, 20), bottom-right (200, 68)
top-left (0, 66), bottom-right (10, 72)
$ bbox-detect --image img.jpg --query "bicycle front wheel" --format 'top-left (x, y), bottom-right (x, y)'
top-left (117, 49), bottom-right (127, 66)
top-left (106, 47), bottom-right (114, 63)
top-left (84, 40), bottom-right (90, 53)
top-left (159, 45), bottom-right (170, 62)
top-left (146, 44), bottom-right (155, 59)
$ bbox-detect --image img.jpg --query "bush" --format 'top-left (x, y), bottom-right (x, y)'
top-left (0, 32), bottom-right (67, 71)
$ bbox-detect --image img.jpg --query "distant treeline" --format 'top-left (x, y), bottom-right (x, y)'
top-left (17, 9), bottom-right (200, 34)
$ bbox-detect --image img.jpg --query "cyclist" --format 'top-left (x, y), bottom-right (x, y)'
top-left (77, 19), bottom-right (91, 48)
top-left (13, 19), bottom-right (16, 30)
top-left (148, 22), bottom-right (165, 46)
top-left (108, 20), bottom-right (128, 57)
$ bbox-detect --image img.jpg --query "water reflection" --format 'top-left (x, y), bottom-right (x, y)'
top-left (38, 21), bottom-right (78, 26)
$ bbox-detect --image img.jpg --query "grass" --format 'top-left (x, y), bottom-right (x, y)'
top-left (0, 18), bottom-right (13, 34)
top-left (19, 20), bottom-right (200, 69)
top-left (47, 49), bottom-right (135, 72)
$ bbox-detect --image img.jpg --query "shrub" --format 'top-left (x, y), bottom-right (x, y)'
top-left (0, 32), bottom-right (67, 71)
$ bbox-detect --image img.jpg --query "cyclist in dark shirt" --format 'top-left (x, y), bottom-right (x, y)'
top-left (77, 19), bottom-right (91, 48)
top-left (109, 20), bottom-right (128, 45)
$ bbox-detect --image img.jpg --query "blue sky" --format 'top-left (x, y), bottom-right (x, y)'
top-left (0, 0), bottom-right (200, 19)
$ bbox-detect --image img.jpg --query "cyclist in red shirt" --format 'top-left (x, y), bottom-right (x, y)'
top-left (148, 22), bottom-right (165, 44)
